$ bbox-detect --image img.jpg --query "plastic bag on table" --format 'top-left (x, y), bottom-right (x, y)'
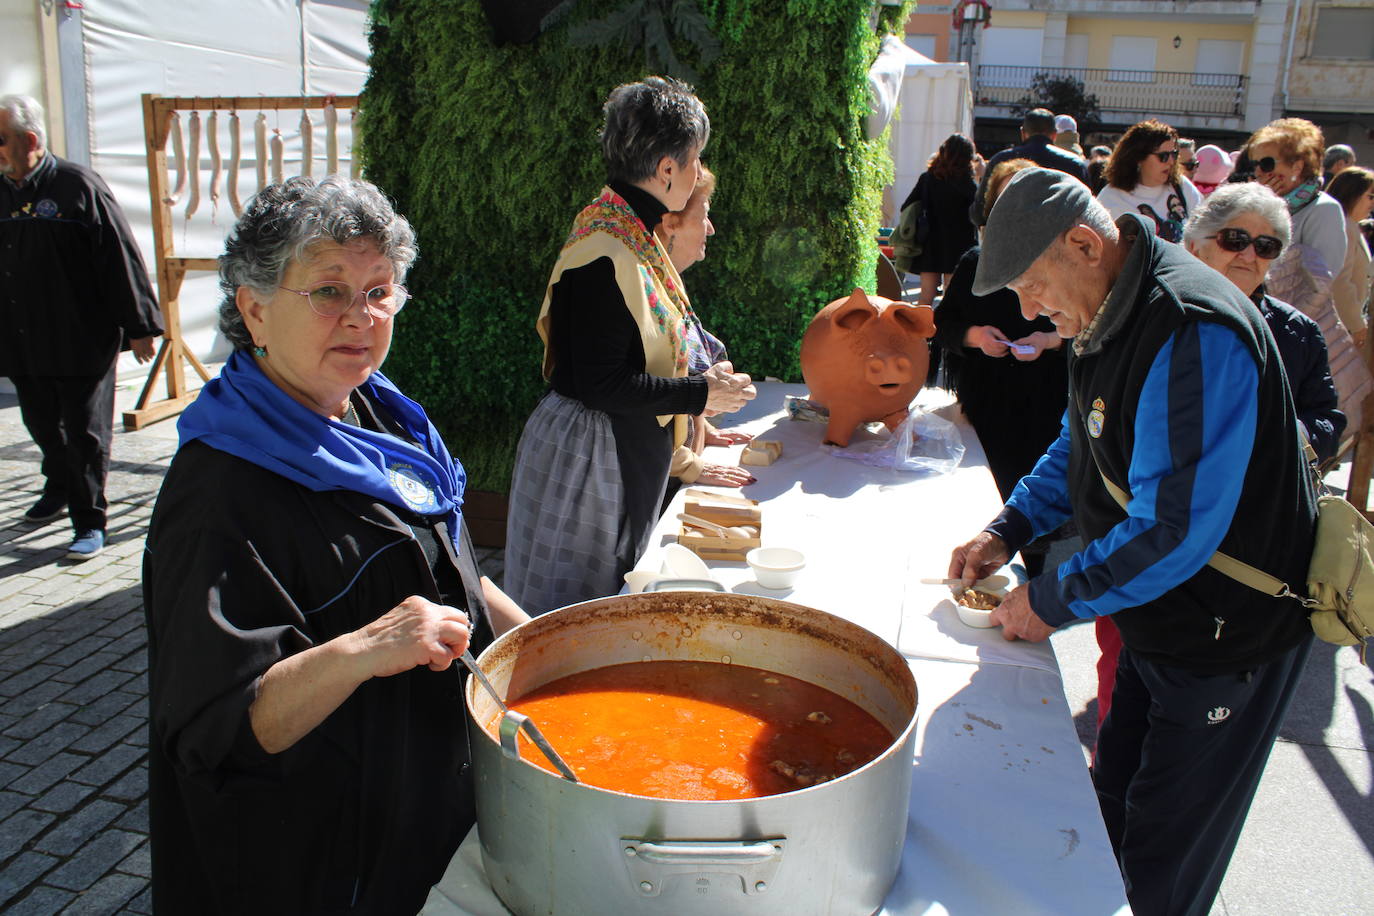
top-left (827, 408), bottom-right (965, 474)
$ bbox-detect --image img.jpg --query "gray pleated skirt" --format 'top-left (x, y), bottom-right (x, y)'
top-left (504, 391), bottom-right (636, 615)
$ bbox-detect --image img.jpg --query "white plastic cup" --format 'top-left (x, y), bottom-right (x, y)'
top-left (746, 547), bottom-right (806, 590)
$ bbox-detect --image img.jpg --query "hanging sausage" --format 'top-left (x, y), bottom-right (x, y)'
top-left (255, 113), bottom-right (269, 191)
top-left (207, 110), bottom-right (222, 218)
top-left (184, 110), bottom-right (201, 221)
top-left (324, 101), bottom-right (339, 176)
top-left (162, 111), bottom-right (186, 206)
top-left (300, 110), bottom-right (314, 178)
top-left (228, 111), bottom-right (244, 216)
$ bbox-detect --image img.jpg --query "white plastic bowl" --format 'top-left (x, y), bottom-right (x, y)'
top-left (746, 547), bottom-right (806, 590)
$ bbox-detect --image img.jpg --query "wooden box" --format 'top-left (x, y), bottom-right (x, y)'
top-left (676, 488), bottom-right (762, 562)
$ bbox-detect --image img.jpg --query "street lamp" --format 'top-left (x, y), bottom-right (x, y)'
top-left (953, 0), bottom-right (992, 64)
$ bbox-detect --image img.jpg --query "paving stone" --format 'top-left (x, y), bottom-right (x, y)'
top-left (101, 765), bottom-right (145, 802)
top-left (115, 840), bottom-right (152, 879)
top-left (112, 797), bottom-right (148, 833)
top-left (0, 807), bottom-right (57, 860)
top-left (69, 744), bottom-right (143, 788)
top-left (56, 670), bottom-right (136, 708)
top-left (4, 886), bottom-right (75, 916)
top-left (6, 681), bottom-right (69, 718)
top-left (107, 650), bottom-right (146, 675)
top-left (30, 779), bottom-right (99, 814)
top-left (56, 872), bottom-right (145, 915)
top-left (34, 799), bottom-right (125, 857)
top-left (67, 691), bottom-right (141, 728)
top-left (99, 629), bottom-right (145, 658)
top-left (93, 614), bottom-right (141, 640)
top-left (4, 702), bottom-right (80, 740)
top-left (0, 733), bottom-right (20, 759)
top-left (0, 758), bottom-right (28, 789)
top-left (0, 663), bottom-right (65, 698)
top-left (44, 828), bottom-right (144, 892)
top-left (122, 885), bottom-right (152, 914)
top-left (0, 850), bottom-right (59, 908)
top-left (4, 722), bottom-right (89, 766)
top-left (0, 789), bottom-right (29, 820)
top-left (8, 753), bottom-right (84, 795)
top-left (43, 638), bottom-right (115, 669)
top-left (67, 715), bottom-right (141, 755)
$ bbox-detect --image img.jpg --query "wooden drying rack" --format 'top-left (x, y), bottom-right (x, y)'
top-left (124, 93), bottom-right (361, 430)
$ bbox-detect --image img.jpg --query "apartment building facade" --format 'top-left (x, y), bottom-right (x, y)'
top-left (906, 0), bottom-right (1374, 158)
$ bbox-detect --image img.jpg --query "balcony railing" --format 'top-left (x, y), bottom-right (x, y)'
top-left (975, 65), bottom-right (1247, 118)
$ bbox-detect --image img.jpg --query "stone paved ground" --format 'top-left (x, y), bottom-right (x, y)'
top-left (0, 382), bottom-right (503, 915)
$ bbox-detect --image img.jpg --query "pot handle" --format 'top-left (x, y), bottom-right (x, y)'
top-left (630, 840), bottom-right (779, 866)
top-left (643, 578), bottom-right (726, 593)
top-left (620, 838), bottom-right (786, 898)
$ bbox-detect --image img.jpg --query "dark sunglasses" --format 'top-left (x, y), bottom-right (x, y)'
top-left (1209, 227), bottom-right (1283, 259)
top-left (1182, 160), bottom-right (1199, 172)
top-left (1254, 156), bottom-right (1278, 173)
top-left (1152, 149), bottom-right (1179, 162)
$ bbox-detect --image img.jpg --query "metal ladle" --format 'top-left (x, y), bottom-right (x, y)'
top-left (461, 650), bottom-right (579, 783)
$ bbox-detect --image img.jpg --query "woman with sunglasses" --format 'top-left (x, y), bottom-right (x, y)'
top-left (1325, 166), bottom-right (1374, 349)
top-left (1244, 118), bottom-right (1347, 279)
top-left (1183, 182), bottom-right (1345, 465)
top-left (1096, 119), bottom-right (1202, 243)
top-left (144, 176), bottom-right (531, 915)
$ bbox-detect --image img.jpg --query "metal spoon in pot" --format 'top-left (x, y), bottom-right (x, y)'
top-left (461, 650), bottom-right (579, 783)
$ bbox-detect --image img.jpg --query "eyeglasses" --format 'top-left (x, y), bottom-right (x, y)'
top-left (1254, 156), bottom-right (1279, 174)
top-left (1152, 149), bottom-right (1179, 163)
top-left (1208, 227), bottom-right (1283, 260)
top-left (278, 282), bottom-right (410, 318)
top-left (1182, 160), bottom-right (1199, 172)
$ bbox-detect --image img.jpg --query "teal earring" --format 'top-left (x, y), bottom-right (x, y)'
top-left (252, 344), bottom-right (267, 358)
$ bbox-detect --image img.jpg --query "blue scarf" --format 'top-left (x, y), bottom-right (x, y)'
top-left (179, 350), bottom-right (466, 551)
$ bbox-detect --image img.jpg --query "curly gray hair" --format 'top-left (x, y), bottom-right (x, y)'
top-left (600, 76), bottom-right (710, 184)
top-left (0, 94), bottom-right (47, 149)
top-left (218, 176), bottom-right (417, 351)
top-left (1182, 182), bottom-right (1291, 252)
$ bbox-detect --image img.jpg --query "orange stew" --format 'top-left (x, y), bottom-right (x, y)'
top-left (494, 660), bottom-right (893, 800)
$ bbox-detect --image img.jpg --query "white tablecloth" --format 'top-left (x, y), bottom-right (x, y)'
top-left (427, 383), bottom-right (1129, 915)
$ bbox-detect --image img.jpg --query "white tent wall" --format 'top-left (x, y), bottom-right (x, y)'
top-left (73, 0), bottom-right (372, 379)
top-left (1, 4), bottom-right (46, 102)
top-left (885, 58), bottom-right (974, 229)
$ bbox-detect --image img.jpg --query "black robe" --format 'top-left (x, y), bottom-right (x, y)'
top-left (144, 418), bottom-right (493, 914)
top-left (933, 245), bottom-right (1069, 501)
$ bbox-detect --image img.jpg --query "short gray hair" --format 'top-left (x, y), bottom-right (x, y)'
top-left (1324, 144), bottom-right (1355, 171)
top-left (0, 95), bottom-right (47, 148)
top-left (600, 76), bottom-right (710, 184)
top-left (1077, 195), bottom-right (1120, 243)
top-left (217, 176), bottom-right (417, 351)
top-left (1182, 182), bottom-right (1291, 252)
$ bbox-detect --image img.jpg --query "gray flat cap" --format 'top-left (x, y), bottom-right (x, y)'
top-left (972, 167), bottom-right (1094, 296)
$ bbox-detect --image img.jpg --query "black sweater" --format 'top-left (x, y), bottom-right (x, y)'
top-left (546, 180), bottom-right (708, 559)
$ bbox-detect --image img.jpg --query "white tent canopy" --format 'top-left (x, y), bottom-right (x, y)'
top-left (882, 41), bottom-right (974, 227)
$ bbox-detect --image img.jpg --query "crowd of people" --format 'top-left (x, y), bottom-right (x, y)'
top-left (4, 75), bottom-right (1370, 915)
top-left (908, 108), bottom-right (1369, 916)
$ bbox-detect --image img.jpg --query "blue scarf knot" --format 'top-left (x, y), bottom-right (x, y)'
top-left (178, 350), bottom-right (466, 551)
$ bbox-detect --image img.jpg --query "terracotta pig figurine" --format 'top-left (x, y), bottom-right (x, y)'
top-left (800, 288), bottom-right (936, 447)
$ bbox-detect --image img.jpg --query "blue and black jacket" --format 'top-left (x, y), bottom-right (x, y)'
top-left (987, 216), bottom-right (1317, 673)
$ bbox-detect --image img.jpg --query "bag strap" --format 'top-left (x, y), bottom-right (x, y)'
top-left (1091, 455), bottom-right (1301, 601)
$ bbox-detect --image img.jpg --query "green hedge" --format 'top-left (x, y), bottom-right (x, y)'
top-left (362, 0), bottom-right (914, 491)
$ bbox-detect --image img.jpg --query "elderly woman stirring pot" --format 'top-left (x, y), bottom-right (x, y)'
top-left (505, 77), bottom-right (755, 615)
top-left (144, 176), bottom-right (528, 915)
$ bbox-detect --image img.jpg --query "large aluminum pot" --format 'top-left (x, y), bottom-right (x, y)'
top-left (465, 590), bottom-right (918, 916)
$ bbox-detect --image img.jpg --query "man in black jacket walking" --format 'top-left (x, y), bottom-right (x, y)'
top-left (971, 108), bottom-right (1091, 225)
top-left (1, 95), bottom-right (163, 559)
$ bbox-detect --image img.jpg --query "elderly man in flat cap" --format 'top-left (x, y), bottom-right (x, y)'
top-left (949, 167), bottom-right (1317, 916)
